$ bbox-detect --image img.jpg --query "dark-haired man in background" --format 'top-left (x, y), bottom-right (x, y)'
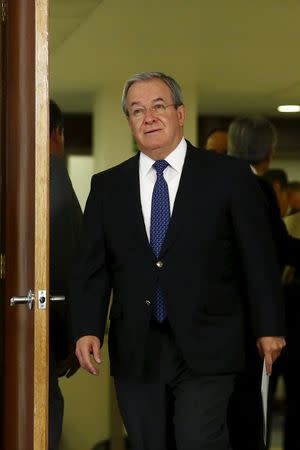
top-left (204, 127), bottom-right (228, 154)
top-left (264, 168), bottom-right (289, 217)
top-left (287, 181), bottom-right (300, 214)
top-left (49, 100), bottom-right (82, 450)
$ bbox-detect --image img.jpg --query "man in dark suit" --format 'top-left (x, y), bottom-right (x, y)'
top-left (228, 116), bottom-right (300, 274)
top-left (49, 100), bottom-right (82, 450)
top-left (227, 115), bottom-right (300, 450)
top-left (72, 73), bottom-right (285, 450)
top-left (264, 169), bottom-right (289, 217)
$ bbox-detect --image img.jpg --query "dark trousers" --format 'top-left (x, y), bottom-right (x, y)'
top-left (282, 365), bottom-right (300, 450)
top-left (230, 282), bottom-right (300, 450)
top-left (268, 348), bottom-right (299, 450)
top-left (49, 351), bottom-right (64, 450)
top-left (114, 321), bottom-right (235, 450)
top-left (275, 284), bottom-right (300, 450)
top-left (268, 282), bottom-right (300, 450)
top-left (227, 357), bottom-right (266, 450)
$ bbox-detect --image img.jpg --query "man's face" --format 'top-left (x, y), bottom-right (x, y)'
top-left (272, 182), bottom-right (289, 217)
top-left (288, 190), bottom-right (300, 211)
top-left (205, 131), bottom-right (228, 154)
top-left (50, 127), bottom-right (64, 158)
top-left (126, 78), bottom-right (185, 160)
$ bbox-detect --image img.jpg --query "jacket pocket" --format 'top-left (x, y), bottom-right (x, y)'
top-left (204, 287), bottom-right (240, 315)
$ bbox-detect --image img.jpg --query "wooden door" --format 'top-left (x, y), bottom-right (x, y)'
top-left (1, 0), bottom-right (49, 449)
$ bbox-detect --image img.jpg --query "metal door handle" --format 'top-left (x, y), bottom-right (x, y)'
top-left (10, 291), bottom-right (66, 310)
top-left (10, 289), bottom-right (34, 310)
top-left (50, 295), bottom-right (65, 302)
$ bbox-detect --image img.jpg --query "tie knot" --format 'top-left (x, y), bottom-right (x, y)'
top-left (153, 160), bottom-right (169, 175)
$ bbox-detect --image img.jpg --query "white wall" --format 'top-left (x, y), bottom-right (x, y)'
top-left (67, 154), bottom-right (95, 211)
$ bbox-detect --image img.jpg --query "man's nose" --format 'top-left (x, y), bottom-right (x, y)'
top-left (144, 109), bottom-right (157, 123)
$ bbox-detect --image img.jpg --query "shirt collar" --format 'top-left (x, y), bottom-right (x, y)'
top-left (139, 137), bottom-right (187, 176)
top-left (250, 164), bottom-right (258, 175)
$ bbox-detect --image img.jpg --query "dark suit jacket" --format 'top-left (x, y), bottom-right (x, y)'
top-left (256, 176), bottom-right (300, 270)
top-left (72, 141), bottom-right (285, 378)
top-left (50, 154), bottom-right (82, 363)
top-left (256, 179), bottom-right (300, 364)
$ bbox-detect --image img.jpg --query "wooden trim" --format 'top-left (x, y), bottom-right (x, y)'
top-left (34, 1), bottom-right (49, 449)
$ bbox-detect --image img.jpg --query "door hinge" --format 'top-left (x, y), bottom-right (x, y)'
top-left (1, 0), bottom-right (7, 23)
top-left (0, 253), bottom-right (5, 279)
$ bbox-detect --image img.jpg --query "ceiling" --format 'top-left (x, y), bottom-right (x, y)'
top-left (49, 0), bottom-right (300, 116)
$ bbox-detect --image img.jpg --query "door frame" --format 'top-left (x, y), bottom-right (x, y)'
top-left (34, 0), bottom-right (49, 448)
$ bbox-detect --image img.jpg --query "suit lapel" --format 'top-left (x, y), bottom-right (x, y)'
top-left (123, 153), bottom-right (155, 260)
top-left (124, 143), bottom-right (202, 260)
top-left (160, 143), bottom-right (198, 257)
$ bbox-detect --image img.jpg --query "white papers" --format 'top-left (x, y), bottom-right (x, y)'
top-left (261, 358), bottom-right (269, 445)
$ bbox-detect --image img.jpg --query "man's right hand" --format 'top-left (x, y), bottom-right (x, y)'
top-left (75, 335), bottom-right (101, 375)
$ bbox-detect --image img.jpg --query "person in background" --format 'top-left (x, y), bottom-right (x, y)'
top-left (49, 100), bottom-right (82, 450)
top-left (228, 116), bottom-right (300, 273)
top-left (72, 73), bottom-right (285, 450)
top-left (228, 115), bottom-right (300, 450)
top-left (287, 181), bottom-right (300, 215)
top-left (204, 127), bottom-right (228, 154)
top-left (279, 207), bottom-right (300, 450)
top-left (264, 168), bottom-right (289, 217)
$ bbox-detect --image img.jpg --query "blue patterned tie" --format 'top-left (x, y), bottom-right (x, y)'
top-left (150, 160), bottom-right (170, 322)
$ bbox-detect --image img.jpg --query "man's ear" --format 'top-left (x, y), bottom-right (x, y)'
top-left (50, 127), bottom-right (64, 158)
top-left (177, 105), bottom-right (186, 126)
top-left (50, 127), bottom-right (59, 144)
top-left (266, 149), bottom-right (273, 164)
top-left (272, 181), bottom-right (281, 195)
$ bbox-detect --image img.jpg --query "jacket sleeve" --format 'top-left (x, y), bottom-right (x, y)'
top-left (71, 174), bottom-right (111, 345)
top-left (258, 177), bottom-right (300, 271)
top-left (229, 163), bottom-right (285, 338)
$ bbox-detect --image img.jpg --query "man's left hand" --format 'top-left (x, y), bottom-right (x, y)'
top-left (256, 336), bottom-right (286, 375)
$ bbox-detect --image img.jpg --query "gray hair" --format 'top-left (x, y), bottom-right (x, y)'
top-left (228, 116), bottom-right (277, 164)
top-left (121, 72), bottom-right (184, 116)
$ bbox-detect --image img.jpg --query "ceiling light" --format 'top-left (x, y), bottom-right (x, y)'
top-left (277, 105), bottom-right (300, 113)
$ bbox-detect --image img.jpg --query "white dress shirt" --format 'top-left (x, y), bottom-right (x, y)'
top-left (139, 138), bottom-right (187, 241)
top-left (250, 165), bottom-right (258, 175)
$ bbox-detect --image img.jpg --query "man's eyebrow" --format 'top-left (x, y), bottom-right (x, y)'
top-left (129, 97), bottom-right (166, 107)
top-left (152, 97), bottom-right (165, 103)
top-left (130, 101), bottom-right (143, 107)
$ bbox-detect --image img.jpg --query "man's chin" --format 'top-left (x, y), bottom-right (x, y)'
top-left (140, 144), bottom-right (163, 154)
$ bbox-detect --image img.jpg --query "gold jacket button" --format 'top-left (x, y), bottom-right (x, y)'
top-left (145, 300), bottom-right (151, 306)
top-left (156, 260), bottom-right (163, 268)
